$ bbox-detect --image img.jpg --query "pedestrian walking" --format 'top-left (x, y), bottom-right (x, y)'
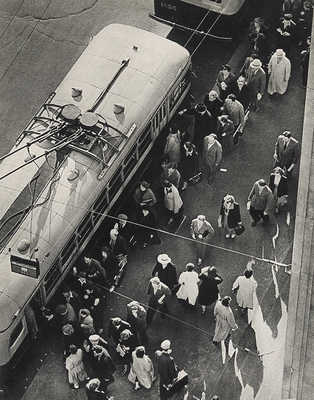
top-left (248, 17), bottom-right (269, 63)
top-left (276, 13), bottom-right (296, 55)
top-left (245, 58), bottom-right (266, 111)
top-left (79, 308), bottom-right (95, 338)
top-left (300, 36), bottom-right (311, 87)
top-left (136, 206), bottom-right (160, 248)
top-left (109, 227), bottom-right (128, 259)
top-left (126, 301), bottom-right (148, 345)
top-left (85, 378), bottom-right (113, 400)
top-left (128, 346), bottom-right (155, 390)
top-left (156, 340), bottom-right (178, 400)
top-left (62, 323), bottom-right (78, 356)
top-left (160, 161), bottom-right (181, 189)
top-left (217, 194), bottom-right (242, 239)
top-left (216, 115), bottom-right (235, 148)
top-left (232, 269), bottom-right (257, 314)
top-left (179, 141), bottom-right (199, 190)
top-left (163, 127), bottom-right (182, 167)
top-left (190, 215), bottom-right (215, 266)
top-left (247, 179), bottom-right (274, 226)
top-left (82, 256), bottom-right (107, 286)
top-left (267, 49), bottom-right (291, 95)
top-left (152, 254), bottom-right (178, 292)
top-left (176, 263), bottom-right (199, 307)
top-left (231, 75), bottom-right (251, 110)
top-left (269, 167), bottom-right (289, 213)
top-left (212, 297), bottom-right (238, 346)
top-left (202, 134), bottom-right (222, 184)
top-left (162, 180), bottom-right (183, 225)
top-left (92, 345), bottom-right (116, 386)
top-left (216, 64), bottom-right (236, 101)
top-left (133, 181), bottom-right (157, 211)
top-left (221, 94), bottom-right (245, 140)
top-left (178, 103), bottom-right (216, 150)
top-left (116, 329), bottom-right (138, 375)
top-left (108, 317), bottom-right (132, 346)
top-left (273, 130), bottom-right (300, 177)
top-left (65, 344), bottom-right (88, 389)
top-left (198, 266), bottom-right (223, 315)
top-left (146, 277), bottom-right (171, 325)
top-left (114, 213), bottom-right (135, 247)
top-left (203, 90), bottom-right (223, 120)
top-left (55, 303), bottom-right (77, 329)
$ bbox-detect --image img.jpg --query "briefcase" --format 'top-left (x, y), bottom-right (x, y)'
top-left (164, 370), bottom-right (189, 395)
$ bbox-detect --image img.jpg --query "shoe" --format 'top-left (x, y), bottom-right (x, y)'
top-left (212, 340), bottom-right (219, 346)
top-left (197, 258), bottom-right (202, 266)
top-left (134, 382), bottom-right (140, 391)
top-left (167, 218), bottom-right (174, 225)
top-left (231, 233), bottom-right (236, 239)
top-left (182, 182), bottom-right (188, 191)
top-left (109, 285), bottom-right (115, 293)
top-left (73, 384), bottom-right (79, 389)
top-left (251, 221), bottom-right (257, 227)
top-left (225, 234), bottom-right (231, 239)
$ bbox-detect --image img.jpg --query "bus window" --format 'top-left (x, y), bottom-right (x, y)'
top-left (108, 167), bottom-right (123, 202)
top-left (9, 321), bottom-right (24, 348)
top-left (44, 262), bottom-right (62, 295)
top-left (138, 124), bottom-right (152, 156)
top-left (123, 144), bottom-right (138, 177)
top-left (93, 188), bottom-right (109, 215)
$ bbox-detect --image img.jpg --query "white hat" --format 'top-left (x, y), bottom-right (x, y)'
top-left (161, 339), bottom-right (171, 350)
top-left (157, 254), bottom-right (171, 264)
top-left (89, 334), bottom-right (100, 344)
top-left (250, 58), bottom-right (262, 69)
top-left (197, 215), bottom-right (206, 221)
top-left (275, 49), bottom-right (285, 56)
top-left (150, 276), bottom-right (161, 285)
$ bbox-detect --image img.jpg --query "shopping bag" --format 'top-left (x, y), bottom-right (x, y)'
top-left (164, 370), bottom-right (189, 395)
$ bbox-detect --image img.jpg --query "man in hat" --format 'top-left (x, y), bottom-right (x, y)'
top-left (133, 181), bottom-right (157, 211)
top-left (178, 103), bottom-right (216, 151)
top-left (146, 277), bottom-right (171, 326)
top-left (267, 49), bottom-right (291, 95)
top-left (273, 130), bottom-right (300, 177)
top-left (156, 340), bottom-right (178, 400)
top-left (216, 115), bottom-right (235, 148)
top-left (152, 254), bottom-right (178, 292)
top-left (245, 58), bottom-right (266, 111)
top-left (276, 13), bottom-right (296, 54)
top-left (114, 213), bottom-right (135, 246)
top-left (190, 215), bottom-right (215, 265)
top-left (247, 179), bottom-right (274, 226)
top-left (221, 94), bottom-right (245, 137)
top-left (215, 64), bottom-right (237, 101)
top-left (202, 134), bottom-right (222, 184)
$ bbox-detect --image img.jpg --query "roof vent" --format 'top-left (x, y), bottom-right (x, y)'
top-left (17, 239), bottom-right (30, 254)
top-left (113, 104), bottom-right (125, 115)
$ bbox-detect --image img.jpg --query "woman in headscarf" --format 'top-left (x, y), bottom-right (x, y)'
top-left (269, 166), bottom-right (288, 213)
top-left (152, 254), bottom-right (178, 292)
top-left (176, 263), bottom-right (199, 307)
top-left (65, 344), bottom-right (88, 389)
top-left (213, 296), bottom-right (238, 345)
top-left (116, 329), bottom-right (138, 375)
top-left (218, 194), bottom-right (242, 239)
top-left (267, 49), bottom-right (291, 95)
top-left (198, 266), bottom-right (223, 315)
top-left (128, 346), bottom-right (155, 390)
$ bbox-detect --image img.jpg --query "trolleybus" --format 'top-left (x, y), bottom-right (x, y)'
top-left (0, 23), bottom-right (191, 384)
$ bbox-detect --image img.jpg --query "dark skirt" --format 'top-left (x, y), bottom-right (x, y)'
top-left (198, 276), bottom-right (219, 306)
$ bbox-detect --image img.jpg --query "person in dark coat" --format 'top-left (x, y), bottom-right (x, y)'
top-left (82, 256), bottom-right (107, 287)
top-left (216, 115), bottom-right (235, 150)
top-left (276, 13), bottom-right (296, 55)
top-left (91, 345), bottom-right (116, 386)
top-left (230, 75), bottom-right (251, 110)
top-left (245, 58), bottom-right (266, 111)
top-left (160, 160), bottom-right (182, 189)
top-left (248, 17), bottom-right (269, 63)
top-left (215, 64), bottom-right (236, 101)
top-left (247, 179), bottom-right (274, 226)
top-left (300, 37), bottom-right (311, 87)
top-left (136, 206), bottom-right (160, 248)
top-left (116, 329), bottom-right (138, 374)
top-left (126, 301), bottom-right (148, 345)
top-left (146, 277), bottom-right (171, 325)
top-left (114, 213), bottom-right (135, 246)
top-left (109, 228), bottom-right (128, 258)
top-left (203, 90), bottom-right (223, 120)
top-left (273, 130), bottom-right (300, 177)
top-left (269, 167), bottom-right (289, 213)
top-left (217, 194), bottom-right (242, 239)
top-left (179, 141), bottom-right (199, 190)
top-left (198, 266), bottom-right (223, 315)
top-left (152, 254), bottom-right (178, 292)
top-left (100, 246), bottom-right (118, 287)
top-left (108, 317), bottom-right (132, 345)
top-left (178, 103), bottom-right (216, 151)
top-left (61, 287), bottom-right (81, 314)
top-left (156, 340), bottom-right (178, 400)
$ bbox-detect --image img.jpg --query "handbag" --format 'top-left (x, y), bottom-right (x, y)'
top-left (164, 370), bottom-right (189, 395)
top-left (234, 224), bottom-right (245, 236)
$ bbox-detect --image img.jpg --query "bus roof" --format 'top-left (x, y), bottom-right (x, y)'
top-left (53, 24), bottom-right (190, 133)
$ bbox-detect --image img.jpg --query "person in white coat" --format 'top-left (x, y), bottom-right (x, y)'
top-left (267, 49), bottom-right (291, 95)
top-left (176, 263), bottom-right (200, 306)
top-left (128, 346), bottom-right (155, 390)
top-left (232, 268), bottom-right (257, 313)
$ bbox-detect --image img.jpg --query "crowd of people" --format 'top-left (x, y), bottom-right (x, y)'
top-left (32, 1), bottom-right (311, 399)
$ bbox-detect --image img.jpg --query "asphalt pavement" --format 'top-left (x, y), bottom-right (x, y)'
top-left (0, 1), bottom-right (307, 400)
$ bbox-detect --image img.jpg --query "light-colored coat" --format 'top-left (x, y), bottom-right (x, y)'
top-left (176, 270), bottom-right (199, 305)
top-left (248, 182), bottom-right (274, 213)
top-left (164, 184), bottom-right (183, 214)
top-left (164, 132), bottom-right (181, 166)
top-left (232, 275), bottom-right (257, 309)
top-left (267, 54), bottom-right (291, 95)
top-left (203, 136), bottom-right (222, 169)
top-left (128, 350), bottom-right (154, 389)
top-left (213, 301), bottom-right (238, 342)
top-left (65, 349), bottom-right (88, 385)
top-left (222, 99), bottom-right (245, 127)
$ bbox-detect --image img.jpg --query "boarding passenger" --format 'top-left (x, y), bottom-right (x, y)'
top-left (91, 345), bottom-right (116, 386)
top-left (163, 126), bottom-right (182, 167)
top-left (179, 141), bottom-right (199, 190)
top-left (231, 75), bottom-right (251, 110)
top-left (85, 378), bottom-right (113, 400)
top-left (108, 317), bottom-right (132, 346)
top-left (78, 308), bottom-right (95, 338)
top-left (222, 94), bottom-right (245, 137)
top-left (156, 340), bottom-right (178, 400)
top-left (152, 254), bottom-right (178, 293)
top-left (216, 114), bottom-right (235, 148)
